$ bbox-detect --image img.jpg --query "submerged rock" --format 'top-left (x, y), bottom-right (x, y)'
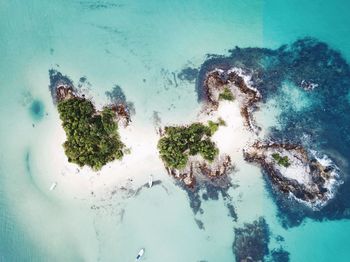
top-left (166, 154), bottom-right (233, 190)
top-left (270, 248), bottom-right (290, 262)
top-left (177, 67), bottom-right (199, 82)
top-left (233, 217), bottom-right (270, 262)
top-left (105, 84), bottom-right (136, 118)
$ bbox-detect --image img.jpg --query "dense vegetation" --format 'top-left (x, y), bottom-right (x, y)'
top-left (158, 123), bottom-right (219, 169)
top-left (219, 87), bottom-right (235, 101)
top-left (57, 97), bottom-right (124, 170)
top-left (272, 153), bottom-right (290, 167)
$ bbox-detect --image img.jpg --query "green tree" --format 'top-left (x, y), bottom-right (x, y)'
top-left (158, 123), bottom-right (219, 169)
top-left (57, 97), bottom-right (124, 170)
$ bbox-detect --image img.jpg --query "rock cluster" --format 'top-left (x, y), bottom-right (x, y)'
top-left (243, 141), bottom-right (339, 208)
top-left (49, 69), bottom-right (76, 103)
top-left (203, 69), bottom-right (261, 133)
top-left (49, 69), bottom-right (131, 125)
top-left (200, 66), bottom-right (341, 209)
top-left (166, 155), bottom-right (233, 189)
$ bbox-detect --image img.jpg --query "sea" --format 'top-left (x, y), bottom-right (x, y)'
top-left (1, 0), bottom-right (350, 261)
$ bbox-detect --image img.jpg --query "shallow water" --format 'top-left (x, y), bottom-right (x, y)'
top-left (1, 0), bottom-right (350, 261)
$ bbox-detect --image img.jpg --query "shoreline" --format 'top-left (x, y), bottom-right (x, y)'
top-left (46, 66), bottom-right (342, 210)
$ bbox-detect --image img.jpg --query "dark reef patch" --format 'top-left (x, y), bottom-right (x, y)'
top-left (233, 217), bottom-right (270, 262)
top-left (79, 1), bottom-right (124, 10)
top-left (177, 67), bottom-right (199, 82)
top-left (233, 218), bottom-right (290, 262)
top-left (29, 99), bottom-right (45, 121)
top-left (160, 68), bottom-right (179, 89)
top-left (194, 218), bottom-right (205, 230)
top-left (269, 248), bottom-right (290, 262)
top-left (182, 178), bottom-right (238, 226)
top-left (105, 85), bottom-right (135, 115)
top-left (197, 37), bottom-right (350, 227)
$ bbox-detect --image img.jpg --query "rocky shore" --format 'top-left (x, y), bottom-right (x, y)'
top-left (48, 69), bottom-right (131, 126)
top-left (243, 141), bottom-right (340, 208)
top-left (203, 68), bottom-right (261, 133)
top-left (49, 69), bottom-right (77, 104)
top-left (198, 65), bottom-right (343, 210)
top-left (165, 154), bottom-right (233, 189)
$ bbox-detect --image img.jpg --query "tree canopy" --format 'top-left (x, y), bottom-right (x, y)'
top-left (57, 97), bottom-right (124, 170)
top-left (157, 123), bottom-right (219, 169)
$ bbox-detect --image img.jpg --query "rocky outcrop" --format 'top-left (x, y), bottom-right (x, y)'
top-left (105, 85), bottom-right (135, 126)
top-left (48, 69), bottom-right (131, 126)
top-left (111, 103), bottom-right (132, 127)
top-left (243, 141), bottom-right (340, 208)
top-left (198, 66), bottom-right (342, 210)
top-left (166, 155), bottom-right (233, 190)
top-left (203, 68), bottom-right (261, 133)
top-left (49, 69), bottom-right (77, 103)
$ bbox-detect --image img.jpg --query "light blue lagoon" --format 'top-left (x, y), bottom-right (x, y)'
top-left (1, 1), bottom-right (350, 261)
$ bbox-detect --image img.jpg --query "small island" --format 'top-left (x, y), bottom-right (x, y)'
top-left (202, 68), bottom-right (261, 133)
top-left (48, 64), bottom-right (342, 209)
top-left (243, 141), bottom-right (339, 208)
top-left (157, 68), bottom-right (265, 189)
top-left (158, 122), bottom-right (232, 188)
top-left (49, 70), bottom-right (127, 170)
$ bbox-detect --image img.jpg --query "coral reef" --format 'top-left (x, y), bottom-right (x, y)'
top-left (233, 217), bottom-right (270, 262)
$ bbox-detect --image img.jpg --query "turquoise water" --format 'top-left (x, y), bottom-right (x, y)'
top-left (1, 0), bottom-right (350, 261)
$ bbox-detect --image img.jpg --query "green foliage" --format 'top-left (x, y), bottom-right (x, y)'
top-left (219, 87), bottom-right (235, 101)
top-left (218, 117), bottom-right (226, 126)
top-left (272, 153), bottom-right (291, 168)
top-left (208, 120), bottom-right (219, 135)
top-left (157, 123), bottom-right (219, 169)
top-left (208, 118), bottom-right (226, 135)
top-left (57, 97), bottom-right (124, 170)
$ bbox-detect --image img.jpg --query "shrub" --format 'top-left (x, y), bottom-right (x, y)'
top-left (218, 117), bottom-right (226, 126)
top-left (219, 87), bottom-right (235, 101)
top-left (272, 153), bottom-right (290, 168)
top-left (208, 118), bottom-right (226, 135)
top-left (208, 120), bottom-right (219, 135)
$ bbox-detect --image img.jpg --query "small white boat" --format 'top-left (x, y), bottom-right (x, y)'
top-left (135, 248), bottom-right (144, 261)
top-left (49, 182), bottom-right (57, 191)
top-left (148, 175), bottom-right (153, 188)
